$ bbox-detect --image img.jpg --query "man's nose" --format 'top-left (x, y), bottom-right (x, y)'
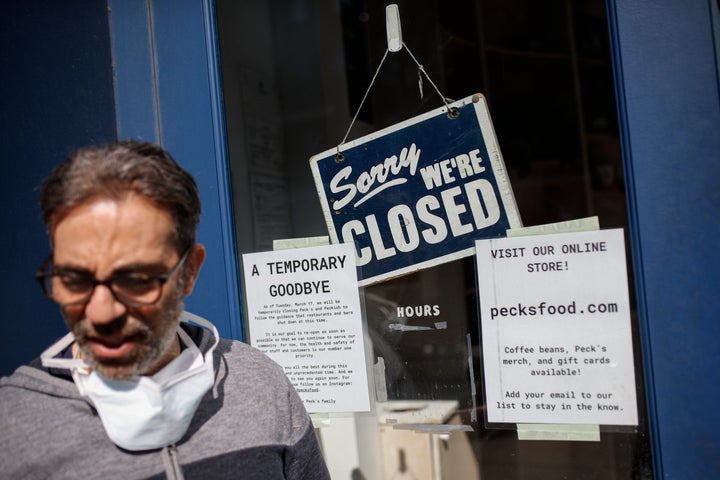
top-left (84, 284), bottom-right (127, 324)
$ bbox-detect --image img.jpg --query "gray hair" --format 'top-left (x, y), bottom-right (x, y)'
top-left (40, 140), bottom-right (201, 253)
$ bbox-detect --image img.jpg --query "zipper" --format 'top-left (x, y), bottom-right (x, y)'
top-left (162, 445), bottom-right (185, 480)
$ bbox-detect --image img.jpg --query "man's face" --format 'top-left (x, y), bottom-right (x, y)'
top-left (51, 194), bottom-right (195, 379)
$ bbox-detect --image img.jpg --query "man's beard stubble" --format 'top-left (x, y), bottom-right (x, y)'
top-left (68, 285), bottom-right (186, 379)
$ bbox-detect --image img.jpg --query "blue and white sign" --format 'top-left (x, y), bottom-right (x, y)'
top-left (310, 94), bottom-right (522, 286)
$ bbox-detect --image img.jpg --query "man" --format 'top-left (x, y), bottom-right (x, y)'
top-left (0, 141), bottom-right (330, 479)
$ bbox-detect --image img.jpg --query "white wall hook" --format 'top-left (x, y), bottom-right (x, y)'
top-left (385, 4), bottom-right (403, 52)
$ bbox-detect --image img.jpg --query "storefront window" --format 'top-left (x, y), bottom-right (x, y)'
top-left (217, 0), bottom-right (652, 478)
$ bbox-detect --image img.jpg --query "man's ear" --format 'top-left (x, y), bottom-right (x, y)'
top-left (182, 244), bottom-right (206, 296)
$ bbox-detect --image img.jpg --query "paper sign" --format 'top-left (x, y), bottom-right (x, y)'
top-left (242, 243), bottom-right (370, 413)
top-left (475, 229), bottom-right (638, 425)
top-left (310, 94), bottom-right (521, 286)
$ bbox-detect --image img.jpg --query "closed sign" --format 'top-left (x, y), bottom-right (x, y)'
top-left (310, 94), bottom-right (522, 286)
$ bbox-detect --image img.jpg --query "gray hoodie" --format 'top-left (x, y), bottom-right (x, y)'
top-left (0, 324), bottom-right (330, 479)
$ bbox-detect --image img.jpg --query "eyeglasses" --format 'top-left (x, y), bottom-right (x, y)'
top-left (35, 249), bottom-right (191, 307)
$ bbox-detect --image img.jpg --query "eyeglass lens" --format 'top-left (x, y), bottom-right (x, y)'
top-left (46, 273), bottom-right (162, 307)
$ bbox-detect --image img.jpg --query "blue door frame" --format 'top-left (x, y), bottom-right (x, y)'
top-left (108, 0), bottom-right (244, 342)
top-left (98, 0), bottom-right (720, 476)
top-left (607, 0), bottom-right (720, 477)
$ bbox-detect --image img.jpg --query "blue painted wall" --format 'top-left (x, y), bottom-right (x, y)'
top-left (608, 0), bottom-right (720, 477)
top-left (0, 0), bottom-right (117, 375)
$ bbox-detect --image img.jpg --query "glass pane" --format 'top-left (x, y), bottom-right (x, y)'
top-left (216, 0), bottom-right (652, 478)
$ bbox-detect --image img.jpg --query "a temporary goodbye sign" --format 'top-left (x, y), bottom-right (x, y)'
top-left (242, 242), bottom-right (370, 413)
top-left (311, 94), bottom-right (521, 286)
top-left (476, 229), bottom-right (639, 426)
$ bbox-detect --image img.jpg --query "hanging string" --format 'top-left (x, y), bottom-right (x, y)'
top-left (337, 49), bottom-right (390, 160)
top-left (418, 69), bottom-right (424, 99)
top-left (403, 42), bottom-right (453, 110)
top-left (336, 42), bottom-right (457, 161)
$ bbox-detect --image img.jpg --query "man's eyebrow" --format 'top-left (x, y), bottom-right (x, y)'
top-left (52, 261), bottom-right (169, 277)
top-left (111, 262), bottom-right (169, 275)
top-left (51, 262), bottom-right (92, 275)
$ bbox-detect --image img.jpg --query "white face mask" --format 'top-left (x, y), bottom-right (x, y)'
top-left (41, 311), bottom-right (218, 451)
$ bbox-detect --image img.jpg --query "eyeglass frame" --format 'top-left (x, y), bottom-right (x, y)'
top-left (35, 248), bottom-right (192, 308)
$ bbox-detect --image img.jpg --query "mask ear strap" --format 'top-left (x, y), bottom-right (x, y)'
top-left (40, 332), bottom-right (90, 370)
top-left (176, 325), bottom-right (193, 344)
top-left (180, 311), bottom-right (220, 357)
